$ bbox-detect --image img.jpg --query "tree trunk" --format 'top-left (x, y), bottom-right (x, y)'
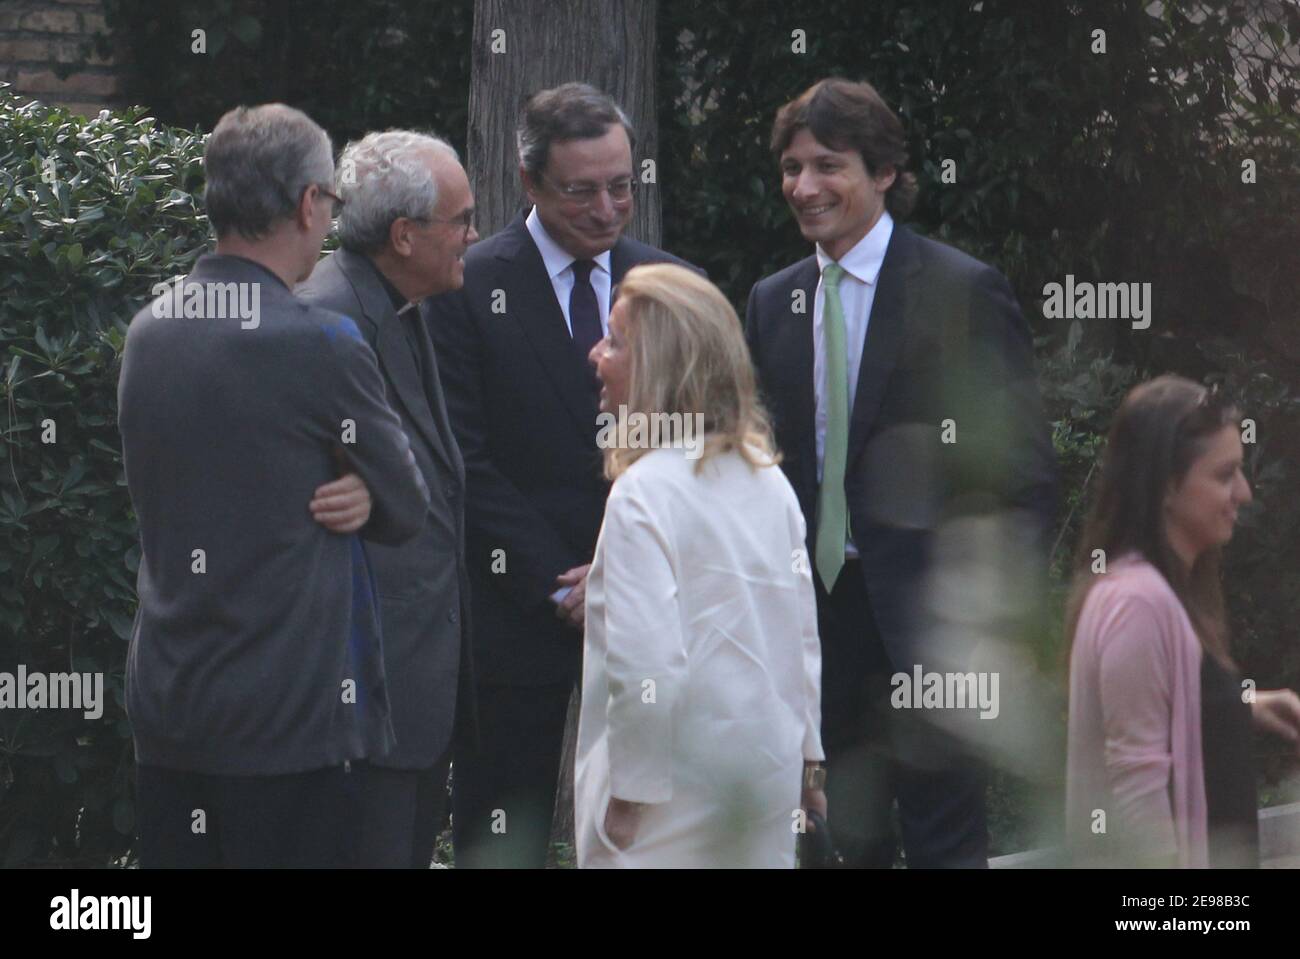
top-left (468, 0), bottom-right (660, 244)
top-left (465, 0), bottom-right (660, 864)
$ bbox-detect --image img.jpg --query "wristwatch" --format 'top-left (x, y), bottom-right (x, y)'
top-left (803, 764), bottom-right (826, 791)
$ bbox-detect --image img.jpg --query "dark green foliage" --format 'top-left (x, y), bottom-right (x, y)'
top-left (658, 0), bottom-right (1300, 322)
top-left (91, 0), bottom-right (474, 154)
top-left (0, 88), bottom-right (210, 865)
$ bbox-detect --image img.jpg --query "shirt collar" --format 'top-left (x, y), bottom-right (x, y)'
top-left (815, 210), bottom-right (893, 285)
top-left (199, 252), bottom-right (291, 291)
top-left (371, 258), bottom-right (416, 315)
top-left (526, 206), bottom-right (612, 279)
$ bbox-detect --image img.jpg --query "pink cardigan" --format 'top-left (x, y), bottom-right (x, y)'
top-left (1066, 553), bottom-right (1209, 868)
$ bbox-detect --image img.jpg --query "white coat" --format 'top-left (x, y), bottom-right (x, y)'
top-left (575, 445), bottom-right (824, 868)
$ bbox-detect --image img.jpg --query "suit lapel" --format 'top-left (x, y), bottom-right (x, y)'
top-left (419, 320), bottom-right (465, 484)
top-left (608, 238), bottom-right (641, 285)
top-left (496, 216), bottom-right (599, 440)
top-left (337, 250), bottom-right (456, 475)
top-left (846, 224), bottom-right (919, 470)
top-left (782, 258), bottom-right (820, 498)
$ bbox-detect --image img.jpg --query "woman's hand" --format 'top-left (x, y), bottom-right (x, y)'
top-left (801, 787), bottom-right (828, 833)
top-left (604, 797), bottom-right (645, 850)
top-left (800, 761), bottom-right (827, 832)
top-left (1251, 688), bottom-right (1300, 749)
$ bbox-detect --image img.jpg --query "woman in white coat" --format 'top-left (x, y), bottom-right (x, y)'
top-left (575, 263), bottom-right (826, 868)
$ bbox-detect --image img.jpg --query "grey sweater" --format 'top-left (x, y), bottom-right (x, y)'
top-left (118, 253), bottom-right (429, 775)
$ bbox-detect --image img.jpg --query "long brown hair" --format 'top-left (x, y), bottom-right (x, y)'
top-left (1065, 375), bottom-right (1242, 664)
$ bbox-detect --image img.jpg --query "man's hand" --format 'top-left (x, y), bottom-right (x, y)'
top-left (310, 472), bottom-right (372, 534)
top-left (554, 564), bottom-right (592, 629)
top-left (604, 796), bottom-right (645, 851)
top-left (1252, 688), bottom-right (1300, 750)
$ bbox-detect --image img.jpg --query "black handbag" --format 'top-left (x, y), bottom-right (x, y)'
top-left (798, 809), bottom-right (844, 868)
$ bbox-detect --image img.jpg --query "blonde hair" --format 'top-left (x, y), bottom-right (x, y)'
top-left (603, 263), bottom-right (779, 480)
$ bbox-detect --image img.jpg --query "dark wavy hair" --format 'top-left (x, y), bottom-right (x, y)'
top-left (1065, 375), bottom-right (1242, 664)
top-left (769, 77), bottom-right (918, 218)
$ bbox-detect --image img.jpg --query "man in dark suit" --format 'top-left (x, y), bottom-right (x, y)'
top-left (298, 131), bottom-right (479, 868)
top-left (424, 82), bottom-right (697, 868)
top-left (119, 104), bottom-right (430, 868)
top-left (745, 78), bottom-right (1057, 868)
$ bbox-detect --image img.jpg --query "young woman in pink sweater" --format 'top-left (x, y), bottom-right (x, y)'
top-left (1065, 375), bottom-right (1300, 867)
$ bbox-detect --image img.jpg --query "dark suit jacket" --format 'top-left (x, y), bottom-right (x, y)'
top-left (423, 212), bottom-right (697, 687)
top-left (119, 253), bottom-right (429, 776)
top-left (745, 224), bottom-right (1058, 669)
top-left (298, 248), bottom-right (476, 768)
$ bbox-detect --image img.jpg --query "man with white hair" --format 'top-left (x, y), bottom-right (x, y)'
top-left (299, 130), bottom-right (479, 868)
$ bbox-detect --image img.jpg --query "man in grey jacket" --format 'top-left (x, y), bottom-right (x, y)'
top-left (118, 104), bottom-right (429, 868)
top-left (298, 130), bottom-right (478, 868)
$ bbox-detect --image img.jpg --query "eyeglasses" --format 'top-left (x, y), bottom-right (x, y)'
top-left (420, 208), bottom-right (476, 241)
top-left (314, 185), bottom-right (345, 218)
top-left (539, 173), bottom-right (637, 207)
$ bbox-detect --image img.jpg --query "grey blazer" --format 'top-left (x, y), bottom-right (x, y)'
top-left (298, 249), bottom-right (475, 769)
top-left (119, 253), bottom-right (430, 776)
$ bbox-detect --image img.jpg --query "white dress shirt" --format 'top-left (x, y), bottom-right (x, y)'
top-left (813, 210), bottom-right (893, 558)
top-left (528, 206), bottom-right (614, 605)
top-left (526, 206), bottom-right (613, 338)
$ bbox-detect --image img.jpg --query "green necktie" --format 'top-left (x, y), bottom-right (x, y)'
top-left (816, 262), bottom-right (850, 591)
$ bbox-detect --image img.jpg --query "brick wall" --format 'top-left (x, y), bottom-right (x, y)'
top-left (0, 0), bottom-right (125, 116)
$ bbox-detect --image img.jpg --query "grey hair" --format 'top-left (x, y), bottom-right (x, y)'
top-left (203, 103), bottom-right (334, 241)
top-left (516, 82), bottom-right (635, 177)
top-left (335, 130), bottom-right (459, 254)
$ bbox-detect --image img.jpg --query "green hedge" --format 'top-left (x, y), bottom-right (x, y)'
top-left (0, 87), bottom-right (209, 865)
top-left (90, 0), bottom-right (473, 153)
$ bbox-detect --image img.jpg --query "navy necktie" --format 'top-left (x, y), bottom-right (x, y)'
top-left (569, 259), bottom-right (603, 360)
